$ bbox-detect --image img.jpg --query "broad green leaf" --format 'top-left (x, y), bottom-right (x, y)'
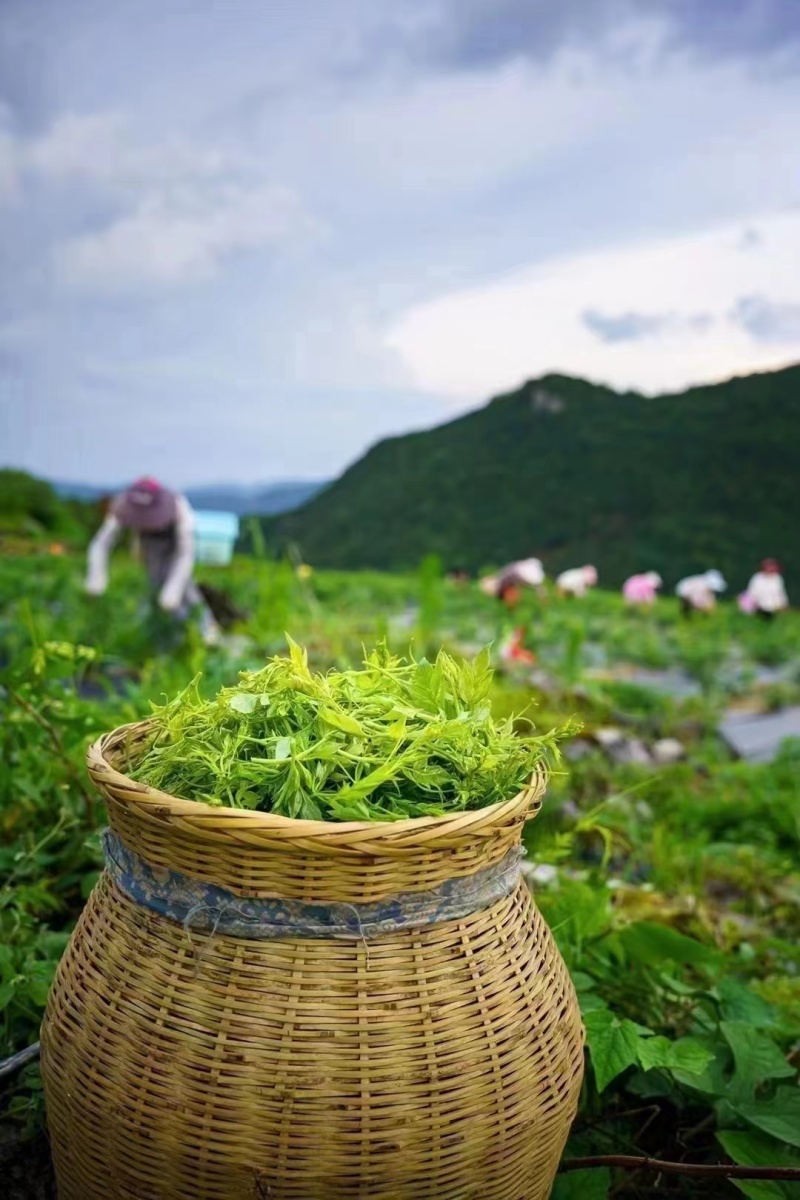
top-left (657, 970), bottom-right (701, 997)
top-left (584, 1007), bottom-right (642, 1093)
top-left (625, 1069), bottom-right (675, 1099)
top-left (671, 1036), bottom-right (731, 1095)
top-left (0, 980), bottom-right (17, 1012)
top-left (726, 1178), bottom-right (790, 1200)
top-left (26, 963), bottom-right (56, 1006)
top-left (619, 921), bottom-right (717, 967)
top-left (718, 1129), bottom-right (800, 1200)
top-left (538, 880), bottom-right (612, 947)
top-left (637, 1034), bottom-right (714, 1077)
top-left (735, 1088), bottom-right (800, 1149)
top-left (35, 931), bottom-right (70, 956)
top-left (636, 1035), bottom-right (678, 1073)
top-left (722, 1022), bottom-right (796, 1092)
top-left (578, 991), bottom-right (609, 1014)
top-left (228, 692), bottom-right (257, 714)
top-left (551, 1168), bottom-right (610, 1199)
top-left (668, 1038), bottom-right (718, 1077)
top-left (716, 979), bottom-right (777, 1028)
top-left (573, 969), bottom-right (604, 1008)
top-left (80, 869), bottom-right (100, 899)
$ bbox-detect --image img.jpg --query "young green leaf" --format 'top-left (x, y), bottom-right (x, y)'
top-left (722, 1022), bottom-right (796, 1093)
top-left (734, 1089), bottom-right (800, 1149)
top-left (718, 1129), bottom-right (800, 1200)
top-left (637, 1035), bottom-right (715, 1077)
top-left (584, 1007), bottom-right (642, 1093)
top-left (130, 643), bottom-right (573, 821)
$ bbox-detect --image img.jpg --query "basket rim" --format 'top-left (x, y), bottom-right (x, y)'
top-left (87, 719), bottom-right (547, 842)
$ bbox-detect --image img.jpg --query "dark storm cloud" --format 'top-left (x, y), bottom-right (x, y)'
top-left (418, 0), bottom-right (800, 70)
top-left (731, 295), bottom-right (800, 343)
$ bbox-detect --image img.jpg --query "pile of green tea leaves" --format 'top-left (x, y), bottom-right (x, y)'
top-left (130, 641), bottom-right (577, 821)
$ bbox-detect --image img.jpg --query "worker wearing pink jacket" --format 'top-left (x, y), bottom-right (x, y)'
top-left (622, 571), bottom-right (663, 606)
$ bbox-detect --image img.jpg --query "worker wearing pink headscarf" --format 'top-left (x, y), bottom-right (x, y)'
top-left (622, 571), bottom-right (663, 606)
top-left (86, 477), bottom-right (219, 642)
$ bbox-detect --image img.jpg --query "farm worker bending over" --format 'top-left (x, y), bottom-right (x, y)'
top-left (85, 477), bottom-right (220, 644)
top-left (622, 572), bottom-right (662, 607)
top-left (675, 569), bottom-right (727, 616)
top-left (741, 559), bottom-right (789, 620)
top-left (479, 557), bottom-right (545, 600)
top-left (557, 565), bottom-right (598, 598)
top-left (503, 557), bottom-right (545, 590)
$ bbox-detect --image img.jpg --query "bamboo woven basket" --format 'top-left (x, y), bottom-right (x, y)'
top-left (41, 721), bottom-right (584, 1200)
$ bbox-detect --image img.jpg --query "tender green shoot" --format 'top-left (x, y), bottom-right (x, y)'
top-left (130, 641), bottom-right (578, 820)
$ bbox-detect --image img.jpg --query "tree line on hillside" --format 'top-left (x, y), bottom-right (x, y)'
top-left (5, 362), bottom-right (798, 596)
top-left (251, 366), bottom-right (800, 596)
top-left (0, 470), bottom-right (102, 547)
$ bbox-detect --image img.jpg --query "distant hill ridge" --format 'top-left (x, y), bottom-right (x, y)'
top-left (258, 365), bottom-right (800, 593)
top-left (52, 479), bottom-right (326, 517)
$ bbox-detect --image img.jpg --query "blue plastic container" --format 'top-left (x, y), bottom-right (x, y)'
top-left (193, 511), bottom-right (240, 566)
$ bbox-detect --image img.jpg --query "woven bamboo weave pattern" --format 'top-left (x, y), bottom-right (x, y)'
top-left (86, 723), bottom-right (544, 902)
top-left (42, 725), bottom-right (585, 1200)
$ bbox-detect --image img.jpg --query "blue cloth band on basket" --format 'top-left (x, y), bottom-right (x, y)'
top-left (101, 829), bottom-right (523, 941)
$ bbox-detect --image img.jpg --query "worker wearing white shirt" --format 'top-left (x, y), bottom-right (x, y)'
top-left (676, 569), bottom-right (726, 616)
top-left (86, 477), bottom-right (219, 642)
top-left (499, 557), bottom-right (545, 590)
top-left (557, 565), bottom-right (598, 598)
top-left (745, 559), bottom-right (789, 620)
top-left (479, 557), bottom-right (545, 599)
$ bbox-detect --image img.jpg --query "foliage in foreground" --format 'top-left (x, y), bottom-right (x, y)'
top-left (1, 552), bottom-right (800, 1197)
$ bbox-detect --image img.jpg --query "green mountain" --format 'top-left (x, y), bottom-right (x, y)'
top-left (257, 366), bottom-right (800, 593)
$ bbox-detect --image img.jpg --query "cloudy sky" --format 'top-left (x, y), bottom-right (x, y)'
top-left (2, 0), bottom-right (799, 486)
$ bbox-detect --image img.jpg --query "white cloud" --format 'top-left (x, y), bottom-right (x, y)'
top-left (5, 5), bottom-right (800, 481)
top-left (271, 43), bottom-right (800, 235)
top-left (0, 107), bottom-right (276, 216)
top-left (24, 111), bottom-right (234, 190)
top-left (0, 109), bottom-right (312, 291)
top-left (293, 54), bottom-right (619, 201)
top-left (55, 181), bottom-right (307, 290)
top-left (386, 211), bottom-right (800, 398)
top-left (25, 112), bottom-right (130, 180)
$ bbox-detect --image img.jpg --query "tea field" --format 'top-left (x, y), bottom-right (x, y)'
top-left (2, 551), bottom-right (800, 1198)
